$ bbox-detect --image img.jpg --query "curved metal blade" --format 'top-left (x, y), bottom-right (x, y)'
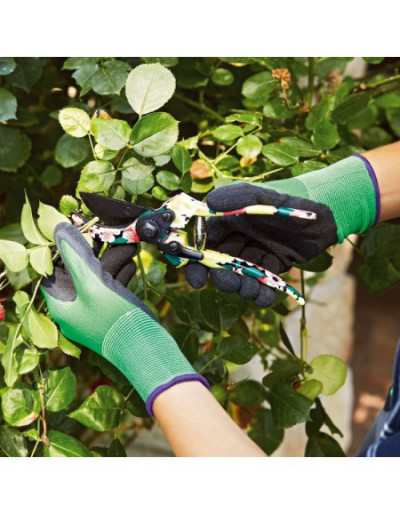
top-left (80, 193), bottom-right (147, 226)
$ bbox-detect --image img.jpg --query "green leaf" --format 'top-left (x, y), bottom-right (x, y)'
top-left (263, 358), bottom-right (302, 387)
top-left (262, 143), bottom-right (298, 166)
top-left (55, 134), bottom-right (90, 168)
top-left (121, 157), bottom-right (154, 195)
top-left (199, 289), bottom-right (245, 332)
top-left (45, 430), bottom-right (92, 457)
top-left (69, 385), bottom-right (124, 432)
top-left (248, 409), bottom-right (284, 455)
top-left (90, 59), bottom-right (130, 96)
top-left (58, 107), bottom-right (91, 138)
top-left (263, 98), bottom-right (294, 120)
top-left (0, 240), bottom-right (28, 272)
top-left (93, 144), bottom-right (118, 161)
top-left (156, 170), bottom-right (180, 191)
top-left (361, 127), bottom-right (393, 150)
top-left (297, 379), bottom-right (323, 401)
top-left (153, 153), bottom-right (171, 167)
top-left (37, 202), bottom-right (70, 241)
top-left (211, 68), bottom-right (234, 86)
top-left (242, 71), bottom-right (278, 104)
top-left (131, 112), bottom-right (179, 157)
top-left (58, 334), bottom-right (81, 359)
top-left (1, 387), bottom-right (40, 427)
top-left (107, 438), bottom-right (127, 457)
top-left (77, 160), bottom-right (116, 195)
top-left (280, 137), bottom-right (320, 158)
top-left (332, 92), bottom-right (371, 124)
top-left (13, 290), bottom-right (30, 318)
top-left (72, 62), bottom-right (99, 96)
top-left (291, 160), bottom-right (326, 177)
top-left (171, 144), bottom-right (192, 174)
top-left (16, 347), bottom-right (40, 375)
top-left (237, 135), bottom-right (262, 158)
top-left (40, 164), bottom-right (63, 189)
top-left (230, 380), bottom-right (266, 406)
top-left (142, 57), bottom-right (179, 67)
top-left (386, 108), bottom-right (400, 137)
top-left (269, 383), bottom-right (313, 428)
top-left (316, 57), bottom-right (352, 78)
top-left (305, 432), bottom-right (345, 457)
top-left (219, 335), bottom-right (257, 364)
top-left (126, 63), bottom-right (176, 115)
top-left (307, 355), bottom-right (347, 395)
top-left (0, 58), bottom-right (16, 76)
top-left (6, 58), bottom-right (45, 92)
top-left (375, 92), bottom-right (400, 109)
top-left (0, 88), bottom-right (17, 121)
top-left (91, 118), bottom-right (131, 151)
top-left (306, 96), bottom-right (335, 130)
top-left (358, 223), bottom-right (400, 292)
top-left (59, 195), bottom-right (79, 217)
top-left (29, 246), bottom-right (53, 276)
top-left (0, 125), bottom-right (31, 172)
top-left (0, 223), bottom-right (26, 244)
top-left (212, 124), bottom-right (243, 143)
top-left (152, 186), bottom-right (168, 201)
top-left (0, 426), bottom-right (27, 456)
top-left (21, 195), bottom-right (49, 245)
top-left (28, 309), bottom-right (58, 349)
top-left (312, 120), bottom-right (340, 150)
top-left (46, 367), bottom-right (77, 412)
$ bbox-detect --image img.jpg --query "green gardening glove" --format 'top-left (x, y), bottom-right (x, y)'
top-left (41, 223), bottom-right (208, 415)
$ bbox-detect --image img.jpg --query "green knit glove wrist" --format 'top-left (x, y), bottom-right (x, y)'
top-left (264, 155), bottom-right (379, 242)
top-left (42, 223), bottom-right (208, 416)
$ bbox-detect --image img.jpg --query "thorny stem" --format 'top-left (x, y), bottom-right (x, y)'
top-left (299, 270), bottom-right (308, 362)
top-left (174, 92), bottom-right (225, 123)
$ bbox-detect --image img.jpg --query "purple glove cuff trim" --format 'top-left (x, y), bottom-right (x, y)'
top-left (145, 374), bottom-right (210, 416)
top-left (353, 153), bottom-right (381, 224)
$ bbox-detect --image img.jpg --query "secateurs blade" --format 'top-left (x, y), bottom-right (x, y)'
top-left (78, 192), bottom-right (317, 305)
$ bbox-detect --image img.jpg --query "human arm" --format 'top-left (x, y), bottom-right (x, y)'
top-left (42, 223), bottom-right (264, 457)
top-left (185, 142), bottom-right (400, 306)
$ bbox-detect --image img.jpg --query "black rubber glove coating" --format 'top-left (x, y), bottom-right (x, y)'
top-left (184, 183), bottom-right (337, 307)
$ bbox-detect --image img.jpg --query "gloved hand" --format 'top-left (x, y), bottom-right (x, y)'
top-left (41, 223), bottom-right (208, 416)
top-left (185, 154), bottom-right (379, 307)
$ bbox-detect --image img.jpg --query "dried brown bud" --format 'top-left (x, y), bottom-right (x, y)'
top-left (190, 159), bottom-right (212, 180)
top-left (272, 67), bottom-right (292, 92)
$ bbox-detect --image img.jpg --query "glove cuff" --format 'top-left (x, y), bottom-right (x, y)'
top-left (265, 155), bottom-right (379, 242)
top-left (101, 308), bottom-right (208, 416)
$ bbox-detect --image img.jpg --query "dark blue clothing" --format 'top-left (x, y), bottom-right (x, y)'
top-left (359, 342), bottom-right (400, 457)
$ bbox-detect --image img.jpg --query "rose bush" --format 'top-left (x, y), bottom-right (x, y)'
top-left (0, 57), bottom-right (398, 457)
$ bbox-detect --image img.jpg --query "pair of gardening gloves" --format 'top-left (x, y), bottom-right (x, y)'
top-left (42, 155), bottom-right (383, 443)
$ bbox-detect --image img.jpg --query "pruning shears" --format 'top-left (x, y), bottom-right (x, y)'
top-left (77, 192), bottom-right (317, 305)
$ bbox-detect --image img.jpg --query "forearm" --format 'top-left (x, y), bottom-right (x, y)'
top-left (363, 141), bottom-right (400, 222)
top-left (153, 381), bottom-right (265, 457)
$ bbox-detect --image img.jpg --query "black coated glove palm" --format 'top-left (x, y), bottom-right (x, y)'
top-left (184, 183), bottom-right (337, 307)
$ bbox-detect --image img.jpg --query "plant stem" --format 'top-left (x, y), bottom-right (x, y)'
top-left (307, 57), bottom-right (315, 108)
top-left (220, 167), bottom-right (283, 183)
top-left (299, 270), bottom-right (308, 362)
top-left (136, 247), bottom-right (148, 301)
top-left (174, 93), bottom-right (225, 123)
top-left (5, 278), bottom-right (43, 380)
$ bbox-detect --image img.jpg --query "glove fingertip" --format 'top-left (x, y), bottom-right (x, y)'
top-left (184, 263), bottom-right (208, 289)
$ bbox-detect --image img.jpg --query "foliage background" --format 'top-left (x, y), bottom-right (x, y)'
top-left (0, 57), bottom-right (399, 457)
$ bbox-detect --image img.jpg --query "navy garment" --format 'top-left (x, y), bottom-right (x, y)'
top-left (359, 341), bottom-right (400, 457)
